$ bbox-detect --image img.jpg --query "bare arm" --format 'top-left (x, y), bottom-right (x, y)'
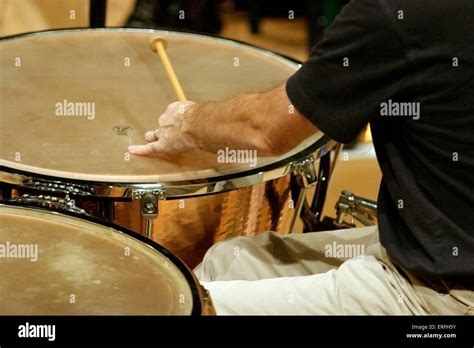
top-left (128, 82), bottom-right (318, 157)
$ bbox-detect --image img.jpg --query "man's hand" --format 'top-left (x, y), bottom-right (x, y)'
top-left (129, 83), bottom-right (318, 158)
top-left (128, 101), bottom-right (199, 156)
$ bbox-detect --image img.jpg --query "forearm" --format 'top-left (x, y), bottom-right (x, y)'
top-left (183, 83), bottom-right (318, 156)
top-left (184, 91), bottom-right (274, 155)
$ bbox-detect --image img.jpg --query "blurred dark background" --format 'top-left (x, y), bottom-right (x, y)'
top-left (125, 0), bottom-right (349, 55)
top-left (1, 0), bottom-right (349, 61)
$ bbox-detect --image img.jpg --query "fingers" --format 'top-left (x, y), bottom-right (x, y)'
top-left (130, 101), bottom-right (197, 157)
top-left (129, 136), bottom-right (194, 156)
top-left (128, 142), bottom-right (163, 156)
top-left (144, 130), bottom-right (157, 142)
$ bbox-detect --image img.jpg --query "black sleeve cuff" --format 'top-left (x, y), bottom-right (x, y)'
top-left (286, 74), bottom-right (358, 144)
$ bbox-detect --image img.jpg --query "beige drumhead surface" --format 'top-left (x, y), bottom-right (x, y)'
top-left (0, 29), bottom-right (319, 183)
top-left (0, 205), bottom-right (195, 315)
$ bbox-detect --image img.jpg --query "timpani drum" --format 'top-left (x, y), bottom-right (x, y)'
top-left (0, 203), bottom-right (214, 315)
top-left (0, 29), bottom-right (334, 267)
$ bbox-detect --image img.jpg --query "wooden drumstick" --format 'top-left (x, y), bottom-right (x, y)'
top-left (150, 37), bottom-right (187, 101)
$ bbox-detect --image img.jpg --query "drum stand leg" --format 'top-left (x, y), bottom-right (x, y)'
top-left (132, 190), bottom-right (164, 239)
top-left (289, 186), bottom-right (308, 234)
top-left (144, 218), bottom-right (154, 239)
top-left (289, 158), bottom-right (318, 234)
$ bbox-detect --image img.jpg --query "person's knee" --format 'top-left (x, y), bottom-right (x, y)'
top-left (197, 232), bottom-right (284, 281)
top-left (208, 231), bottom-right (279, 258)
top-left (211, 235), bottom-right (253, 257)
top-left (195, 236), bottom-right (254, 280)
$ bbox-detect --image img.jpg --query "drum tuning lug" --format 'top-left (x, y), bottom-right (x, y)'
top-left (132, 189), bottom-right (165, 201)
top-left (292, 157), bottom-right (318, 188)
top-left (132, 190), bottom-right (142, 201)
top-left (132, 189), bottom-right (165, 239)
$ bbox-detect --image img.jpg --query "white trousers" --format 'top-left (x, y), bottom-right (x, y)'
top-left (194, 227), bottom-right (473, 315)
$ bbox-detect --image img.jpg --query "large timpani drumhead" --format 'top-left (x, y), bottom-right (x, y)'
top-left (0, 204), bottom-right (201, 315)
top-left (0, 29), bottom-right (318, 183)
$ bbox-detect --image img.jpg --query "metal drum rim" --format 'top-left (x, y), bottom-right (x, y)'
top-left (0, 137), bottom-right (334, 198)
top-left (0, 27), bottom-right (303, 66)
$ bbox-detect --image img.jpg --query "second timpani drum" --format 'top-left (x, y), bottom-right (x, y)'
top-left (0, 203), bottom-right (214, 315)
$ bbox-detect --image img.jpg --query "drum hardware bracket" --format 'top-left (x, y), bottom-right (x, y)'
top-left (335, 190), bottom-right (378, 227)
top-left (0, 172), bottom-right (95, 196)
top-left (10, 193), bottom-right (88, 215)
top-left (27, 178), bottom-right (95, 196)
top-left (289, 157), bottom-right (319, 234)
top-left (132, 189), bottom-right (165, 239)
top-left (291, 157), bottom-right (318, 189)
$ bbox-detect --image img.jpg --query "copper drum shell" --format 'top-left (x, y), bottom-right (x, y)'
top-left (8, 174), bottom-right (294, 268)
top-left (113, 175), bottom-right (294, 268)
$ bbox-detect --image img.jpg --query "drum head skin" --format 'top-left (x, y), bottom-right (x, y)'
top-left (0, 29), bottom-right (321, 183)
top-left (0, 205), bottom-right (197, 315)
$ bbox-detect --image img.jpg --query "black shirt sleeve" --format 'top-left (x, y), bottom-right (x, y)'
top-left (286, 0), bottom-right (408, 143)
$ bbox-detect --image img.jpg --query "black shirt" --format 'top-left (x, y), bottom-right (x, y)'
top-left (286, 0), bottom-right (474, 287)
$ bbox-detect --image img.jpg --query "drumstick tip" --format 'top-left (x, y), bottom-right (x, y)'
top-left (149, 37), bottom-right (168, 53)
